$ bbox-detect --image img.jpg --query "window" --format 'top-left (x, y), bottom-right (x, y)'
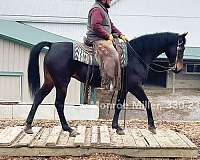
top-left (0, 72), bottom-right (23, 102)
top-left (186, 64), bottom-right (200, 73)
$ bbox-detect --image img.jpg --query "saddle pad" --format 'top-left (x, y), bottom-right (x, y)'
top-left (73, 41), bottom-right (128, 66)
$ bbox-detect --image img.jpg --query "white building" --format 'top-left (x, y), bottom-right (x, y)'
top-left (0, 0), bottom-right (200, 96)
top-left (0, 0), bottom-right (199, 46)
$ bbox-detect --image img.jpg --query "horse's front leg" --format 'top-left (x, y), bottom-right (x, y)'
top-left (129, 85), bottom-right (156, 134)
top-left (112, 90), bottom-right (127, 135)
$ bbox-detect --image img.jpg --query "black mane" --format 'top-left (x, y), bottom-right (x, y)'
top-left (129, 32), bottom-right (178, 58)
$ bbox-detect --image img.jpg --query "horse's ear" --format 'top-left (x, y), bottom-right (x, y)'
top-left (181, 32), bottom-right (188, 37)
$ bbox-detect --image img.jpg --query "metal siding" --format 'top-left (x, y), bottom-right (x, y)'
top-left (110, 16), bottom-right (200, 47)
top-left (0, 39), bottom-right (80, 104)
top-left (0, 0), bottom-right (94, 22)
top-left (0, 39), bottom-right (3, 69)
top-left (167, 66), bottom-right (200, 89)
top-left (0, 19), bottom-right (73, 50)
top-left (0, 76), bottom-right (21, 102)
top-left (109, 0), bottom-right (200, 47)
top-left (25, 23), bottom-right (87, 41)
top-left (1, 0), bottom-right (200, 47)
top-left (111, 0), bottom-right (200, 17)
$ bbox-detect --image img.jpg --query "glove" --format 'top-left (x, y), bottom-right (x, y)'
top-left (120, 35), bottom-right (128, 42)
top-left (108, 34), bottom-right (114, 41)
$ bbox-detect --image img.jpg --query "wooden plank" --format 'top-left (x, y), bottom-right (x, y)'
top-left (65, 127), bottom-right (76, 148)
top-left (0, 127), bottom-right (13, 146)
top-left (91, 126), bottom-right (98, 145)
top-left (0, 126), bottom-right (24, 146)
top-left (139, 129), bottom-right (160, 148)
top-left (0, 147), bottom-right (197, 158)
top-left (56, 131), bottom-right (70, 147)
top-left (0, 127), bottom-right (197, 158)
top-left (46, 126), bottom-right (62, 147)
top-left (109, 128), bottom-right (123, 148)
top-left (30, 128), bottom-right (52, 147)
top-left (15, 127), bottom-right (41, 147)
top-left (0, 127), bottom-right (11, 137)
top-left (83, 127), bottom-right (92, 147)
top-left (99, 125), bottom-right (110, 146)
top-left (130, 128), bottom-right (147, 148)
top-left (66, 136), bottom-right (75, 148)
top-left (152, 129), bottom-right (176, 148)
top-left (162, 130), bottom-right (190, 148)
top-left (121, 128), bottom-right (137, 148)
top-left (74, 126), bottom-right (86, 146)
top-left (176, 132), bottom-right (197, 149)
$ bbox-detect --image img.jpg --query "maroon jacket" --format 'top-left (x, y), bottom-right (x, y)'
top-left (90, 8), bottom-right (122, 39)
top-left (86, 2), bottom-right (122, 42)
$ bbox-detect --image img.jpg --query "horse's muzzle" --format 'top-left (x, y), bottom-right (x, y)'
top-left (173, 61), bottom-right (183, 73)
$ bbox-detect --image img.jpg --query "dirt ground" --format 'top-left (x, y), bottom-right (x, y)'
top-left (97, 88), bottom-right (200, 105)
top-left (97, 88), bottom-right (200, 121)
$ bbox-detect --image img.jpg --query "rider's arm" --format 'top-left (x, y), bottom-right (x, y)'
top-left (110, 20), bottom-right (122, 37)
top-left (111, 20), bottom-right (128, 41)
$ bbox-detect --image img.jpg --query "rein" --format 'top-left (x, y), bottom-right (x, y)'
top-left (126, 42), bottom-right (176, 72)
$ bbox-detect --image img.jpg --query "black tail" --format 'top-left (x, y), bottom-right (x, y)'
top-left (28, 41), bottom-right (52, 98)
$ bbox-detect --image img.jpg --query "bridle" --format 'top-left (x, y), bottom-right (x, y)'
top-left (126, 38), bottom-right (185, 73)
top-left (168, 39), bottom-right (185, 72)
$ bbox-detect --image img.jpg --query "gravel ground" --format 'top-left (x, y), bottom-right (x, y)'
top-left (0, 119), bottom-right (199, 160)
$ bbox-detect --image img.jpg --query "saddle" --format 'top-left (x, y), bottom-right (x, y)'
top-left (73, 38), bottom-right (98, 66)
top-left (73, 38), bottom-right (128, 67)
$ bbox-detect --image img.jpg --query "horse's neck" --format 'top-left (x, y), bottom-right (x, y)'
top-left (129, 36), bottom-right (168, 65)
top-left (151, 47), bottom-right (166, 62)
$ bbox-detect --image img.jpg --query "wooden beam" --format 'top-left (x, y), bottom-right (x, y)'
top-left (130, 128), bottom-right (148, 147)
top-left (99, 126), bottom-right (110, 146)
top-left (15, 127), bottom-right (41, 147)
top-left (74, 126), bottom-right (86, 146)
top-left (121, 128), bottom-right (137, 148)
top-left (0, 126), bottom-right (197, 158)
top-left (91, 126), bottom-right (98, 145)
top-left (46, 126), bottom-right (62, 147)
top-left (0, 126), bottom-right (23, 146)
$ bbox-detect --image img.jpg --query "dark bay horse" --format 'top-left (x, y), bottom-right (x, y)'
top-left (24, 32), bottom-right (187, 136)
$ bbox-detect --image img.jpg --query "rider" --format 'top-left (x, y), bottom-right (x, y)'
top-left (85, 0), bottom-right (128, 90)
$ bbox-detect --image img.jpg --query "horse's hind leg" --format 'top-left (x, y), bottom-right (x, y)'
top-left (24, 70), bottom-right (54, 134)
top-left (54, 78), bottom-right (79, 137)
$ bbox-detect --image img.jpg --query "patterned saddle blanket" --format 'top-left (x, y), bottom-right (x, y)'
top-left (73, 39), bottom-right (128, 67)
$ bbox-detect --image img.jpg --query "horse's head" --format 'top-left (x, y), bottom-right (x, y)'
top-left (165, 32), bottom-right (187, 73)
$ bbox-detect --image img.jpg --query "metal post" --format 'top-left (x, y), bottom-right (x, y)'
top-left (172, 72), bottom-right (176, 94)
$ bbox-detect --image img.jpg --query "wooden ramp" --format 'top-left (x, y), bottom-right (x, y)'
top-left (0, 126), bottom-right (198, 158)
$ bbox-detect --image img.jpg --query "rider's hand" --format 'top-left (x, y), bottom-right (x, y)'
top-left (120, 35), bottom-right (128, 42)
top-left (108, 34), bottom-right (114, 41)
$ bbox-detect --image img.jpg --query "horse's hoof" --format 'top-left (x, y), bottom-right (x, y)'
top-left (69, 129), bottom-right (80, 137)
top-left (116, 128), bottom-right (125, 135)
top-left (24, 126), bottom-right (33, 134)
top-left (148, 125), bottom-right (156, 134)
